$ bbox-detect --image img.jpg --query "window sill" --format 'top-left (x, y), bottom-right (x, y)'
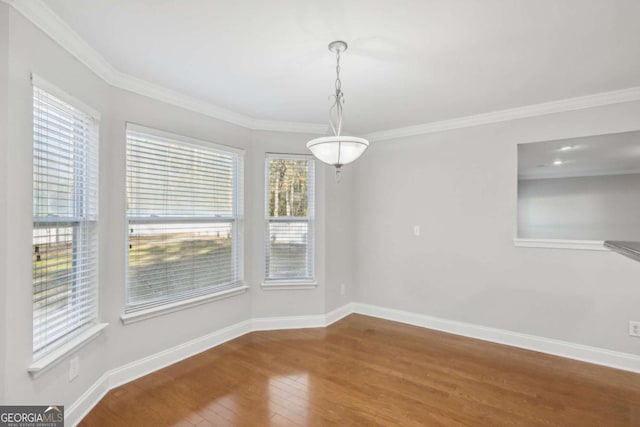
top-left (514, 238), bottom-right (607, 251)
top-left (261, 282), bottom-right (317, 290)
top-left (28, 322), bottom-right (108, 379)
top-left (120, 285), bottom-right (249, 325)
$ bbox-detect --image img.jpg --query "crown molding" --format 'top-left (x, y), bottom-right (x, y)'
top-left (251, 119), bottom-right (328, 134)
top-left (5, 0), bottom-right (640, 140)
top-left (5, 0), bottom-right (117, 83)
top-left (5, 0), bottom-right (327, 135)
top-left (113, 70), bottom-right (255, 129)
top-left (363, 86), bottom-right (640, 142)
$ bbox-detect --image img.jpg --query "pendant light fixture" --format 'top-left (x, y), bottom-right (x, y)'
top-left (307, 41), bottom-right (369, 176)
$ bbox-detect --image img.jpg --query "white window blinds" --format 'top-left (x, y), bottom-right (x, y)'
top-left (265, 154), bottom-right (315, 282)
top-left (126, 125), bottom-right (244, 312)
top-left (32, 82), bottom-right (99, 357)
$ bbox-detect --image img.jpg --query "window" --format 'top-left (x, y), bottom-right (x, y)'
top-left (32, 80), bottom-right (99, 357)
top-left (264, 154), bottom-right (315, 283)
top-left (125, 125), bottom-right (244, 312)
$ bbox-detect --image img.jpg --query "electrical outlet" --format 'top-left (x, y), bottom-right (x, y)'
top-left (69, 356), bottom-right (79, 382)
top-left (630, 321), bottom-right (640, 337)
top-left (340, 283), bottom-right (346, 295)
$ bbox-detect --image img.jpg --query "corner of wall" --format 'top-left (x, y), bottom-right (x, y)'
top-left (0, 0), bottom-right (10, 403)
top-left (324, 164), bottom-right (356, 312)
top-left (348, 101), bottom-right (640, 357)
top-left (246, 129), bottom-right (328, 318)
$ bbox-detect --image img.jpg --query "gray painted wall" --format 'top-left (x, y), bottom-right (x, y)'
top-left (6, 7), bottom-right (114, 406)
top-left (249, 130), bottom-right (326, 318)
top-left (0, 2), bottom-right (9, 404)
top-left (518, 173), bottom-right (640, 241)
top-left (1, 8), bottom-right (351, 408)
top-left (4, 7), bottom-right (245, 406)
top-left (324, 169), bottom-right (355, 312)
top-left (3, 0), bottom-right (640, 414)
top-left (245, 130), bottom-right (354, 318)
top-left (353, 101), bottom-right (640, 356)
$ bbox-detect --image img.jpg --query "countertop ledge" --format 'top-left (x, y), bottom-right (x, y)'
top-left (604, 241), bottom-right (640, 263)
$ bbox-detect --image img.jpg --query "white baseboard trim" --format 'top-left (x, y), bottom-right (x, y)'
top-left (352, 302), bottom-right (640, 374)
top-left (325, 303), bottom-right (354, 325)
top-left (251, 304), bottom-right (354, 331)
top-left (65, 373), bottom-right (110, 427)
top-left (66, 319), bottom-right (253, 426)
top-left (252, 314), bottom-right (326, 331)
top-left (66, 304), bottom-right (353, 426)
top-left (108, 320), bottom-right (253, 390)
top-left (66, 301), bottom-right (640, 425)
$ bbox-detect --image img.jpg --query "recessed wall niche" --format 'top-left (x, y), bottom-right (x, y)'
top-left (517, 130), bottom-right (640, 242)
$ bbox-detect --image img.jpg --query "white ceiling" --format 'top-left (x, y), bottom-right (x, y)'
top-left (43, 0), bottom-right (640, 135)
top-left (518, 130), bottom-right (640, 179)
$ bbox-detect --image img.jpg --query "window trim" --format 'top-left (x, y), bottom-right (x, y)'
top-left (28, 323), bottom-right (108, 378)
top-left (124, 123), bottom-right (245, 314)
top-left (264, 153), bottom-right (316, 286)
top-left (261, 282), bottom-right (318, 290)
top-left (126, 123), bottom-right (244, 155)
top-left (31, 74), bottom-right (101, 120)
top-left (120, 285), bottom-right (249, 325)
top-left (31, 76), bottom-right (102, 361)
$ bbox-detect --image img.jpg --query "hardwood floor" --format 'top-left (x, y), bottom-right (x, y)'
top-left (80, 314), bottom-right (640, 426)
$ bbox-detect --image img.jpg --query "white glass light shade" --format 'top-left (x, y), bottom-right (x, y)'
top-left (306, 136), bottom-right (369, 167)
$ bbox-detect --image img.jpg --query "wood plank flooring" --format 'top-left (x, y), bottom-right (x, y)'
top-left (80, 314), bottom-right (640, 426)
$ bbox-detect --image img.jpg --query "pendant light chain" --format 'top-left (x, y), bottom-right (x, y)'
top-left (334, 48), bottom-right (343, 169)
top-left (335, 49), bottom-right (342, 96)
top-left (329, 48), bottom-right (344, 137)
